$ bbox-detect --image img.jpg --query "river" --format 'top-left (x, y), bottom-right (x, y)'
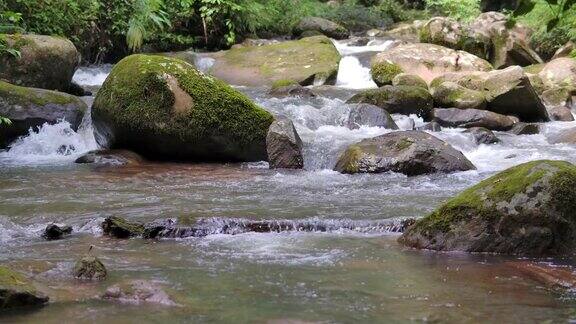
top-left (1, 39), bottom-right (576, 323)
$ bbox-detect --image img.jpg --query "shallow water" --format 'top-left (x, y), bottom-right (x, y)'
top-left (2, 40), bottom-right (576, 323)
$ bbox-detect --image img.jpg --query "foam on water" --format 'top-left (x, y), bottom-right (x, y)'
top-left (333, 39), bottom-right (395, 56)
top-left (336, 56), bottom-right (377, 89)
top-left (72, 65), bottom-right (113, 87)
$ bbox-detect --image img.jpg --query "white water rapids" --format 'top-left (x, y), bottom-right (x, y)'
top-left (1, 38), bottom-right (576, 173)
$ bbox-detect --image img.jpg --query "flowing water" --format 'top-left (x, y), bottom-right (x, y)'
top-left (2, 39), bottom-right (576, 323)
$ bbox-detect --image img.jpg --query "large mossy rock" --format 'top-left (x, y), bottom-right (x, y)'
top-left (334, 131), bottom-right (475, 176)
top-left (0, 266), bottom-right (48, 310)
top-left (538, 58), bottom-right (576, 90)
top-left (431, 81), bottom-right (486, 110)
top-left (209, 36), bottom-right (341, 87)
top-left (0, 34), bottom-right (79, 91)
top-left (371, 43), bottom-right (492, 86)
top-left (293, 17), bottom-right (350, 40)
top-left (102, 216), bottom-right (145, 238)
top-left (346, 85), bottom-right (433, 119)
top-left (400, 160), bottom-right (576, 256)
top-left (92, 54), bottom-right (274, 162)
top-left (431, 108), bottom-right (518, 131)
top-left (420, 17), bottom-right (491, 60)
top-left (0, 81), bottom-right (87, 148)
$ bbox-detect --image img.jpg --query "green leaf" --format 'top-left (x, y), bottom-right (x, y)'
top-left (513, 0), bottom-right (536, 16)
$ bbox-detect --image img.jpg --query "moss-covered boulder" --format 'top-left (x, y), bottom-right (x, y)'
top-left (0, 34), bottom-right (79, 91)
top-left (0, 81), bottom-right (87, 148)
top-left (346, 85), bottom-right (433, 119)
top-left (431, 108), bottom-right (518, 131)
top-left (432, 81), bottom-right (486, 110)
top-left (92, 54), bottom-right (274, 161)
top-left (102, 216), bottom-right (145, 239)
top-left (392, 73), bottom-right (428, 89)
top-left (400, 160), bottom-right (576, 256)
top-left (293, 17), bottom-right (350, 40)
top-left (539, 58), bottom-right (576, 90)
top-left (209, 36), bottom-right (341, 87)
top-left (0, 266), bottom-right (48, 310)
top-left (334, 131), bottom-right (475, 176)
top-left (73, 256), bottom-right (107, 280)
top-left (371, 43), bottom-right (492, 85)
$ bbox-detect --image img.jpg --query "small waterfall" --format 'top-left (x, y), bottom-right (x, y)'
top-left (0, 108), bottom-right (100, 165)
top-left (194, 56), bottom-right (216, 73)
top-left (73, 65), bottom-right (113, 87)
top-left (336, 56), bottom-right (377, 89)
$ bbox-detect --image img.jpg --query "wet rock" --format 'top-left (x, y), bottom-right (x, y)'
top-left (75, 150), bottom-right (144, 166)
top-left (0, 81), bottom-right (87, 148)
top-left (268, 84), bottom-right (316, 99)
top-left (209, 36), bottom-right (341, 87)
top-left (334, 130), bottom-right (475, 176)
top-left (102, 216), bottom-right (145, 239)
top-left (102, 280), bottom-right (178, 306)
top-left (392, 73), bottom-right (428, 89)
top-left (540, 87), bottom-right (574, 107)
top-left (92, 54), bottom-right (273, 162)
top-left (346, 104), bottom-right (398, 130)
top-left (346, 85), bottom-right (433, 119)
top-left (377, 21), bottom-right (423, 43)
top-left (509, 122), bottom-right (539, 135)
top-left (66, 81), bottom-right (91, 97)
top-left (346, 37), bottom-right (370, 47)
top-left (42, 224), bottom-right (72, 241)
top-left (371, 43), bottom-right (492, 85)
top-left (547, 127), bottom-right (576, 144)
top-left (431, 81), bottom-right (486, 110)
top-left (293, 17), bottom-right (350, 40)
top-left (547, 106), bottom-right (574, 122)
top-left (483, 66), bottom-right (549, 122)
top-left (416, 122), bottom-right (442, 132)
top-left (73, 255), bottom-right (107, 280)
top-left (0, 34), bottom-right (79, 91)
top-left (400, 160), bottom-right (576, 256)
top-left (0, 266), bottom-right (48, 310)
top-left (420, 17), bottom-right (491, 59)
top-left (464, 127), bottom-right (500, 145)
top-left (431, 108), bottom-right (518, 131)
top-left (266, 116), bottom-right (304, 169)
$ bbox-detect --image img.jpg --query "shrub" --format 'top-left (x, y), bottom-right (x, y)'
top-left (425, 0), bottom-right (481, 22)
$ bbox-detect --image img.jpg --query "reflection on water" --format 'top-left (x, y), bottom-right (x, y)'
top-left (1, 40), bottom-right (576, 323)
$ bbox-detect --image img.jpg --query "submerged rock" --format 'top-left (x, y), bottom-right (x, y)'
top-left (209, 36), bottom-right (341, 87)
top-left (464, 127), bottom-right (500, 145)
top-left (75, 150), bottom-right (144, 166)
top-left (92, 54), bottom-right (273, 162)
top-left (346, 85), bottom-right (433, 119)
top-left (547, 127), bottom-right (576, 144)
top-left (268, 84), bottom-right (316, 99)
top-left (400, 160), bottom-right (576, 256)
top-left (431, 108), bottom-right (518, 131)
top-left (73, 255), bottom-right (107, 280)
top-left (416, 121), bottom-right (442, 132)
top-left (102, 280), bottom-right (178, 306)
top-left (334, 131), bottom-right (475, 176)
top-left (0, 81), bottom-right (87, 148)
top-left (293, 17), bottom-right (350, 40)
top-left (371, 43), bottom-right (492, 85)
top-left (266, 116), bottom-right (304, 169)
top-left (346, 104), bottom-right (399, 130)
top-left (0, 266), bottom-right (48, 310)
top-left (0, 34), bottom-right (79, 91)
top-left (546, 106), bottom-right (574, 122)
top-left (42, 224), bottom-right (72, 241)
top-left (102, 216), bottom-right (145, 239)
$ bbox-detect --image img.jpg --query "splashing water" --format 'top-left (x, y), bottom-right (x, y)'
top-left (336, 56), bottom-right (377, 89)
top-left (72, 65), bottom-right (113, 87)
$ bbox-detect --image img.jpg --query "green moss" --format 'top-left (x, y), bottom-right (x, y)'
top-left (413, 160), bottom-right (575, 234)
top-left (395, 138), bottom-right (414, 151)
top-left (570, 49), bottom-right (576, 59)
top-left (94, 54), bottom-right (274, 161)
top-left (338, 145), bottom-right (363, 173)
top-left (271, 79), bottom-right (298, 89)
top-left (0, 81), bottom-right (79, 106)
top-left (0, 267), bottom-right (32, 290)
top-left (220, 36), bottom-right (340, 85)
top-left (371, 61), bottom-right (403, 87)
top-left (523, 63), bottom-right (545, 74)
